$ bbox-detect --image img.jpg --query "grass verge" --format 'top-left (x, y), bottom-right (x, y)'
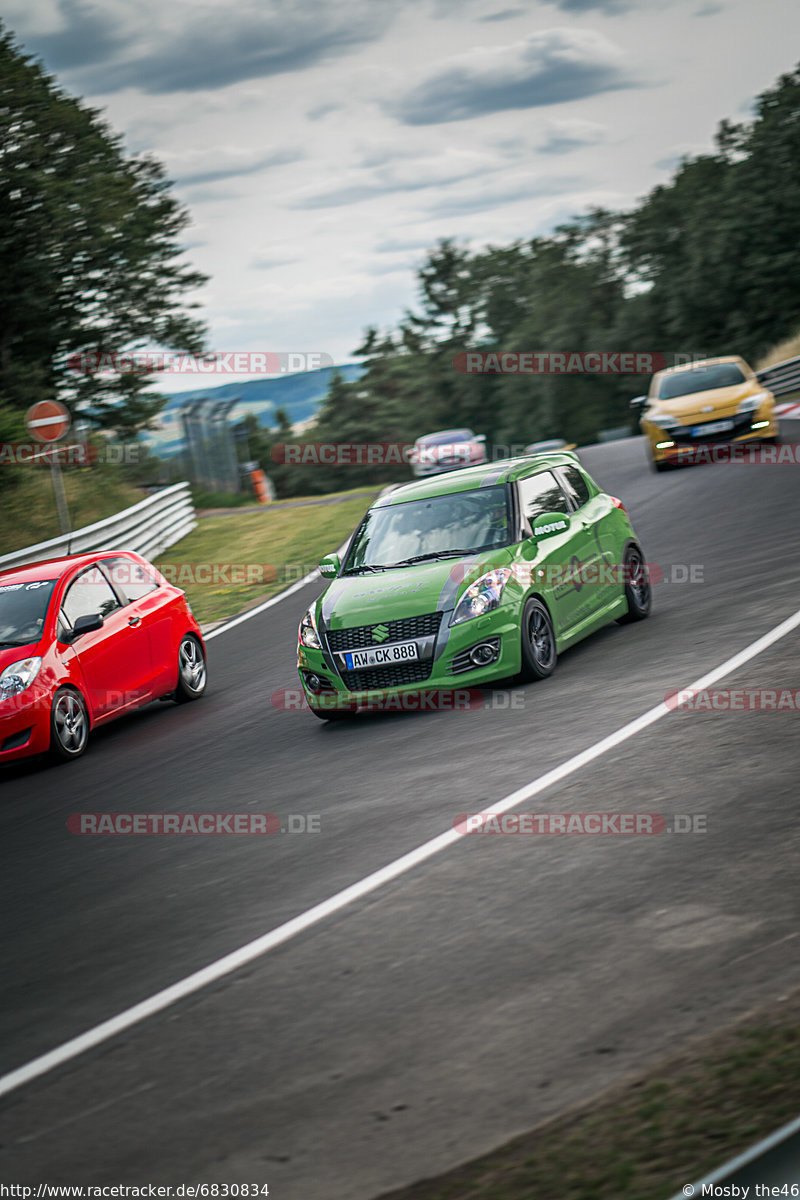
top-left (379, 989), bottom-right (800, 1200)
top-left (155, 487), bottom-right (381, 624)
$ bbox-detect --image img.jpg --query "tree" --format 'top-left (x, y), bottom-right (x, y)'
top-left (0, 23), bottom-right (207, 438)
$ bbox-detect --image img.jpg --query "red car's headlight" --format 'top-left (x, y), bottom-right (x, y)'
top-left (0, 656), bottom-right (42, 701)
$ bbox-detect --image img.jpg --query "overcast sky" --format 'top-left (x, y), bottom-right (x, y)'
top-left (5, 0), bottom-right (800, 393)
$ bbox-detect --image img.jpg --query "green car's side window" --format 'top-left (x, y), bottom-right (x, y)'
top-left (517, 471), bottom-right (570, 533)
top-left (559, 465), bottom-right (591, 510)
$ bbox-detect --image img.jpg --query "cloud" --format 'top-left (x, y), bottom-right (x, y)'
top-left (166, 147), bottom-right (304, 186)
top-left (546, 0), bottom-right (648, 12)
top-left (250, 252), bottom-right (301, 270)
top-left (478, 7), bottom-right (527, 20)
top-left (422, 174), bottom-right (586, 217)
top-left (374, 237), bottom-right (436, 254)
top-left (7, 0), bottom-right (397, 94)
top-left (306, 102), bottom-right (341, 120)
top-left (538, 118), bottom-right (607, 154)
top-left (387, 29), bottom-right (640, 125)
top-left (3, 0), bottom-right (130, 69)
top-left (293, 155), bottom-right (493, 209)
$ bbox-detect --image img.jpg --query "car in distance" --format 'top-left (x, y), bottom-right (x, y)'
top-left (297, 453), bottom-right (650, 719)
top-left (523, 438), bottom-right (576, 454)
top-left (0, 550), bottom-right (206, 764)
top-left (408, 428), bottom-right (487, 477)
top-left (633, 355), bottom-right (778, 471)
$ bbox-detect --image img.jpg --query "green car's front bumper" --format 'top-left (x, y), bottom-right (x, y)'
top-left (297, 604), bottom-right (523, 712)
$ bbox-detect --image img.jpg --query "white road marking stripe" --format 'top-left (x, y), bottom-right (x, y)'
top-left (2, 605), bottom-right (799, 1100)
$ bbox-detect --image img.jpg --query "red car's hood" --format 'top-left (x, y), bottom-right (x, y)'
top-left (0, 640), bottom-right (43, 670)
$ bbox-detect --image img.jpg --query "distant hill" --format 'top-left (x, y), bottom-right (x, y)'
top-left (142, 362), bottom-right (366, 457)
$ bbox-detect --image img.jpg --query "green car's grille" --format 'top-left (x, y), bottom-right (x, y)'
top-left (326, 611), bottom-right (442, 653)
top-left (339, 660), bottom-right (434, 691)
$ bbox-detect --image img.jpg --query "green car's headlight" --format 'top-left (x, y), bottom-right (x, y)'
top-left (452, 568), bottom-right (512, 625)
top-left (299, 606), bottom-right (321, 650)
top-left (0, 656), bottom-right (42, 701)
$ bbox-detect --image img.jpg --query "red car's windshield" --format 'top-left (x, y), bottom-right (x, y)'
top-left (0, 579), bottom-right (58, 646)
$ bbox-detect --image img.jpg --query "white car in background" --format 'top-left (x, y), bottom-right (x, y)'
top-left (409, 428), bottom-right (487, 477)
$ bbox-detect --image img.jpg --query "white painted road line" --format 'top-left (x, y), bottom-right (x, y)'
top-left (2, 605), bottom-right (799, 1100)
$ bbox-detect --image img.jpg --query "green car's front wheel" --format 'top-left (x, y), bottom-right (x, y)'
top-left (520, 597), bottom-right (557, 681)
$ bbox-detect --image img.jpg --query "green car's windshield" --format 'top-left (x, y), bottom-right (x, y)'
top-left (0, 579), bottom-right (57, 646)
top-left (343, 486), bottom-right (512, 572)
top-left (657, 363), bottom-right (746, 399)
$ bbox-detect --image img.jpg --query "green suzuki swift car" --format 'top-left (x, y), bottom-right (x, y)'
top-left (296, 453), bottom-right (650, 719)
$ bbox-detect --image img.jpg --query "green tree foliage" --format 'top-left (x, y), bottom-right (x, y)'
top-left (0, 23), bottom-right (207, 439)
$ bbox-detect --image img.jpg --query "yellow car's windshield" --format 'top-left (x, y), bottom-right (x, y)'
top-left (657, 363), bottom-right (746, 399)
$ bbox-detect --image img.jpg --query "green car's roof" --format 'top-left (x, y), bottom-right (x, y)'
top-left (373, 452), bottom-right (582, 506)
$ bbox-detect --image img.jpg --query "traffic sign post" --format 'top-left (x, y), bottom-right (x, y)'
top-left (26, 401), bottom-right (73, 538)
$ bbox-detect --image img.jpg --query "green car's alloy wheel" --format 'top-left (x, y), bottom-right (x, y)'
top-left (520, 597), bottom-right (557, 680)
top-left (50, 687), bottom-right (89, 761)
top-left (617, 544), bottom-right (651, 624)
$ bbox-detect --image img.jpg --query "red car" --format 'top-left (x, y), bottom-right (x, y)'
top-left (0, 550), bottom-right (206, 764)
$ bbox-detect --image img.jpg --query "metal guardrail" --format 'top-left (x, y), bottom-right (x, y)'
top-left (667, 1112), bottom-right (800, 1197)
top-left (756, 355), bottom-right (800, 397)
top-left (0, 482), bottom-right (196, 571)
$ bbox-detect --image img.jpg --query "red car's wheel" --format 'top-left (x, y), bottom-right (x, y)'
top-left (175, 634), bottom-right (207, 703)
top-left (50, 687), bottom-right (90, 761)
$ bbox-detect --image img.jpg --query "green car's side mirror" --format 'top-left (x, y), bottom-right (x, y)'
top-left (530, 512), bottom-right (570, 540)
top-left (318, 553), bottom-right (341, 578)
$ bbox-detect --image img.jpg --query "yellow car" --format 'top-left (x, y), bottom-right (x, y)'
top-left (634, 356), bottom-right (778, 471)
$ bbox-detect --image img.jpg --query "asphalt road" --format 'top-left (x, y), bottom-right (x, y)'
top-left (1, 434), bottom-right (799, 1197)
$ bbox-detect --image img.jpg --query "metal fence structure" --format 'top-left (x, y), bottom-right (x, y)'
top-left (0, 482), bottom-right (196, 572)
top-left (756, 354), bottom-right (800, 397)
top-left (179, 398), bottom-right (242, 492)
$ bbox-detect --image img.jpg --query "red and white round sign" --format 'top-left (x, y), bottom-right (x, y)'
top-left (26, 400), bottom-right (71, 443)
